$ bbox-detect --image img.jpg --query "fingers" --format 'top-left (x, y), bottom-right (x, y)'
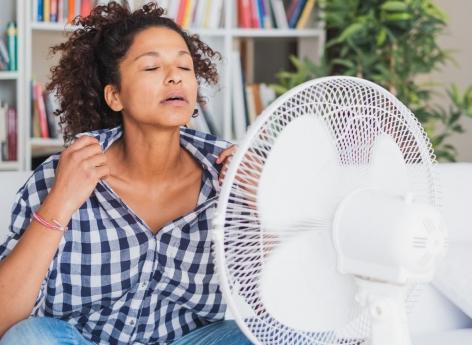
top-left (94, 165), bottom-right (111, 180)
top-left (70, 135), bottom-right (100, 150)
top-left (216, 145), bottom-right (237, 164)
top-left (87, 153), bottom-right (107, 168)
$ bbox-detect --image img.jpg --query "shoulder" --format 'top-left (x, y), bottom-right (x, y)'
top-left (17, 153), bottom-right (60, 208)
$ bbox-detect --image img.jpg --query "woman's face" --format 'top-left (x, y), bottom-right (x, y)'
top-left (110, 26), bottom-right (198, 128)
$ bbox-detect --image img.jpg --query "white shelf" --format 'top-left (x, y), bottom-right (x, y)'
top-left (0, 71), bottom-right (19, 80)
top-left (229, 28), bottom-right (324, 38)
top-left (30, 21), bottom-right (77, 32)
top-left (0, 161), bottom-right (20, 171)
top-left (21, 0), bottom-right (324, 168)
top-left (29, 21), bottom-right (323, 39)
top-left (30, 137), bottom-right (64, 157)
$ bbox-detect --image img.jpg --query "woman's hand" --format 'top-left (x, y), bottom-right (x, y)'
top-left (216, 145), bottom-right (237, 185)
top-left (48, 136), bottom-right (110, 217)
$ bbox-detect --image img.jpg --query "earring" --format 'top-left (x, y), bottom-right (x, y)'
top-left (192, 109), bottom-right (199, 118)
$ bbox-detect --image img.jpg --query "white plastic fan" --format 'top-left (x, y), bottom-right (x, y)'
top-left (212, 76), bottom-right (447, 345)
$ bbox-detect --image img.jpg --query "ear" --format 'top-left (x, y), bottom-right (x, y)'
top-left (104, 84), bottom-right (123, 112)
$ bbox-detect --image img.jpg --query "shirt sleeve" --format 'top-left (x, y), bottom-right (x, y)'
top-left (0, 155), bottom-right (59, 313)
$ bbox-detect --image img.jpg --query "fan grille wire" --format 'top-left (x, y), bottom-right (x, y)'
top-left (219, 77), bottom-right (438, 344)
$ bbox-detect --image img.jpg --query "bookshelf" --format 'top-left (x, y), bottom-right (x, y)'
top-left (0, 1), bottom-right (25, 172)
top-left (14, 0), bottom-right (324, 170)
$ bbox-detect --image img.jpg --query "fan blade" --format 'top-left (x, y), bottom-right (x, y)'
top-left (258, 116), bottom-right (340, 233)
top-left (260, 230), bottom-right (356, 332)
top-left (368, 133), bottom-right (410, 196)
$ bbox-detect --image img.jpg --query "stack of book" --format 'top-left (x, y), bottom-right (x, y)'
top-left (157, 0), bottom-right (224, 29)
top-left (0, 22), bottom-right (17, 71)
top-left (33, 0), bottom-right (225, 29)
top-left (33, 0), bottom-right (96, 23)
top-left (231, 49), bottom-right (276, 139)
top-left (0, 101), bottom-right (17, 161)
top-left (237, 0), bottom-right (316, 29)
top-left (31, 81), bottom-right (62, 140)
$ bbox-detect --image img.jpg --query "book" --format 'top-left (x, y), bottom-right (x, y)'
top-left (58, 0), bottom-right (65, 22)
top-left (249, 0), bottom-right (260, 28)
top-left (238, 0), bottom-right (252, 28)
top-left (182, 0), bottom-right (196, 28)
top-left (6, 22), bottom-right (17, 71)
top-left (208, 0), bottom-right (223, 28)
top-left (0, 39), bottom-right (9, 68)
top-left (44, 0), bottom-right (51, 22)
top-left (34, 83), bottom-right (50, 138)
top-left (231, 50), bottom-right (248, 139)
top-left (6, 106), bottom-right (17, 161)
top-left (296, 0), bottom-right (315, 29)
top-left (81, 0), bottom-right (92, 17)
top-left (270, 0), bottom-right (288, 29)
top-left (176, 0), bottom-right (187, 26)
top-left (288, 0), bottom-right (307, 28)
top-left (50, 0), bottom-right (58, 22)
top-left (0, 102), bottom-right (6, 160)
top-left (68, 0), bottom-right (75, 23)
top-left (193, 0), bottom-right (207, 28)
top-left (166, 0), bottom-right (181, 21)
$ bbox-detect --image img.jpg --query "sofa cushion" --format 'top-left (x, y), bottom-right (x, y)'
top-left (412, 329), bottom-right (472, 345)
top-left (434, 163), bottom-right (472, 319)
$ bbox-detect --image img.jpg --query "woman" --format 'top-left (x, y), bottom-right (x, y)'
top-left (0, 3), bottom-right (247, 344)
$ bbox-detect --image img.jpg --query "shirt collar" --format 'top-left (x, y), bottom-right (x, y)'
top-left (76, 125), bottom-right (222, 192)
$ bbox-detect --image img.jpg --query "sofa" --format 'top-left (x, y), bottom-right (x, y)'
top-left (1, 164), bottom-right (471, 344)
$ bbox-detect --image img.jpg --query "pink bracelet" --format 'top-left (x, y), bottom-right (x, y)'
top-left (32, 212), bottom-right (67, 232)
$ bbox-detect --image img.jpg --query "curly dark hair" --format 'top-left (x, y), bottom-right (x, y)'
top-left (47, 1), bottom-right (221, 144)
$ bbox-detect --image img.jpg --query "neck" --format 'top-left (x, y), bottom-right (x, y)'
top-left (111, 122), bottom-right (185, 183)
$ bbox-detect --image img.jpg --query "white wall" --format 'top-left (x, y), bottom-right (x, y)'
top-left (431, 0), bottom-right (472, 161)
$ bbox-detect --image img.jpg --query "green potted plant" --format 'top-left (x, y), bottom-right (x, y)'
top-left (272, 0), bottom-right (472, 161)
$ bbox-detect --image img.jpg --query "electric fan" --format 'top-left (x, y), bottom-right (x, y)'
top-left (212, 76), bottom-right (447, 345)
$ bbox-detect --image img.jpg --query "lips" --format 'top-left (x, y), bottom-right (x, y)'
top-left (160, 91), bottom-right (188, 105)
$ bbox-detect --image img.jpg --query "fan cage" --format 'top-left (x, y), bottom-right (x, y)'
top-left (215, 77), bottom-right (439, 345)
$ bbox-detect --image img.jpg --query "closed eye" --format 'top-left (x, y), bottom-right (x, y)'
top-left (179, 67), bottom-right (192, 71)
top-left (144, 66), bottom-right (159, 71)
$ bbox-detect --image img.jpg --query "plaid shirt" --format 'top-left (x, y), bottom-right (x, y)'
top-left (0, 126), bottom-right (232, 344)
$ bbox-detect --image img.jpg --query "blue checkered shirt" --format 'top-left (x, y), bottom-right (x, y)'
top-left (0, 126), bottom-right (232, 344)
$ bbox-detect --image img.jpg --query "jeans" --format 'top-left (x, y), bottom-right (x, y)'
top-left (0, 317), bottom-right (252, 345)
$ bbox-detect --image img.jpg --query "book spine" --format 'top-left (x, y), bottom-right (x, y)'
top-left (288, 0), bottom-right (306, 28)
top-left (6, 22), bottom-right (17, 71)
top-left (182, 0), bottom-right (194, 28)
top-left (35, 84), bottom-right (50, 138)
top-left (7, 107), bottom-right (17, 161)
top-left (58, 0), bottom-right (64, 22)
top-left (50, 0), bottom-right (58, 22)
top-left (44, 0), bottom-right (51, 22)
top-left (37, 0), bottom-right (44, 21)
top-left (0, 102), bottom-right (6, 159)
top-left (295, 0), bottom-right (315, 29)
top-left (0, 39), bottom-right (9, 66)
top-left (75, 0), bottom-right (81, 19)
top-left (250, 0), bottom-right (259, 28)
top-left (81, 0), bottom-right (91, 17)
top-left (68, 0), bottom-right (75, 23)
top-left (239, 0), bottom-right (251, 28)
top-left (208, 0), bottom-right (223, 28)
top-left (256, 0), bottom-right (265, 28)
top-left (176, 0), bottom-right (188, 26)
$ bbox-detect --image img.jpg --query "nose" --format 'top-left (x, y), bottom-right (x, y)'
top-left (164, 66), bottom-right (182, 85)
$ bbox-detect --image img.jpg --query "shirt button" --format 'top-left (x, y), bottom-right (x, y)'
top-left (141, 282), bottom-right (147, 288)
top-left (129, 319), bottom-right (135, 326)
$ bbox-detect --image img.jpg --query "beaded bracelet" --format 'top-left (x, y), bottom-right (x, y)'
top-left (32, 212), bottom-right (67, 232)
